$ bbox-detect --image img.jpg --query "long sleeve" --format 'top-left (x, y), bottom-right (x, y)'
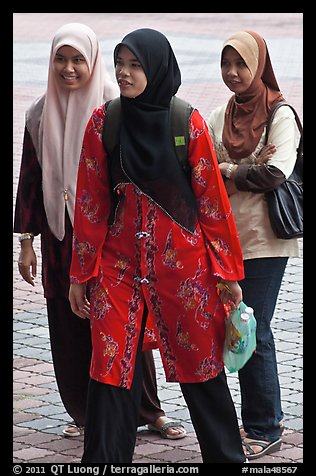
top-left (234, 108), bottom-right (298, 192)
top-left (70, 105), bottom-right (112, 284)
top-left (189, 110), bottom-right (244, 281)
top-left (14, 126), bottom-right (45, 235)
top-left (208, 104), bottom-right (298, 193)
top-left (234, 163), bottom-right (285, 193)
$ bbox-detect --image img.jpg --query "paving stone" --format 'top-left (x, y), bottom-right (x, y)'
top-left (13, 447), bottom-right (55, 461)
top-left (14, 398), bottom-right (50, 411)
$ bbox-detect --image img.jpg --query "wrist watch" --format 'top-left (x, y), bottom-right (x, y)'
top-left (225, 163), bottom-right (234, 179)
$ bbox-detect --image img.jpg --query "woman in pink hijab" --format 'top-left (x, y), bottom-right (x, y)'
top-left (14, 22), bottom-right (184, 440)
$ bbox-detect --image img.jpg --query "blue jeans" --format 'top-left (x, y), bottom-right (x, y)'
top-left (238, 257), bottom-right (288, 442)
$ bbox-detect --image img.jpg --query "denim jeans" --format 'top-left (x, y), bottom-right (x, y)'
top-left (238, 257), bottom-right (288, 442)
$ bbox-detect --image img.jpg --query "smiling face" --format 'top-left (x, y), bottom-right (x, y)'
top-left (53, 45), bottom-right (91, 91)
top-left (115, 45), bottom-right (147, 98)
top-left (221, 45), bottom-right (253, 95)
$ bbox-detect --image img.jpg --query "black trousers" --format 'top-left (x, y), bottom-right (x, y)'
top-left (82, 316), bottom-right (245, 463)
top-left (138, 349), bottom-right (165, 426)
top-left (47, 297), bottom-right (91, 427)
top-left (180, 374), bottom-right (245, 462)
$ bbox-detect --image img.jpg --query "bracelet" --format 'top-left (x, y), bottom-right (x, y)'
top-left (18, 233), bottom-right (34, 242)
top-left (225, 163), bottom-right (234, 179)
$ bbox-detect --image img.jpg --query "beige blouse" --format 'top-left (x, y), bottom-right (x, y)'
top-left (207, 104), bottom-right (300, 260)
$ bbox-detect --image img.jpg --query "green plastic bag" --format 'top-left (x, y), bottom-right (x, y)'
top-left (223, 301), bottom-right (257, 373)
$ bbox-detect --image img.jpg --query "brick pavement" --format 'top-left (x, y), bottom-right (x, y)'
top-left (13, 12), bottom-right (303, 467)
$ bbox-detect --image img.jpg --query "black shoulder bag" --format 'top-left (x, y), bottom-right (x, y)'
top-left (264, 101), bottom-right (303, 239)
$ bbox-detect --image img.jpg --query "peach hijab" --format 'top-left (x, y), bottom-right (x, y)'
top-left (222, 30), bottom-right (284, 160)
top-left (26, 23), bottom-right (119, 240)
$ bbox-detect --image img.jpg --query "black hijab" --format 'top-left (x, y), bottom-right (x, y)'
top-left (112, 28), bottom-right (198, 233)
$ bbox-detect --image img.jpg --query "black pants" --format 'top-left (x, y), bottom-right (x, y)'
top-left (180, 373), bottom-right (245, 462)
top-left (82, 317), bottom-right (245, 463)
top-left (47, 297), bottom-right (91, 427)
top-left (138, 349), bottom-right (165, 426)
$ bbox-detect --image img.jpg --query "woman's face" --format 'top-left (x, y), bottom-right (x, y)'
top-left (53, 45), bottom-right (91, 91)
top-left (115, 45), bottom-right (147, 98)
top-left (221, 46), bottom-right (253, 95)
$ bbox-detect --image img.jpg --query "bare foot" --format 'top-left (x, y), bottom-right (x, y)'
top-left (150, 416), bottom-right (187, 439)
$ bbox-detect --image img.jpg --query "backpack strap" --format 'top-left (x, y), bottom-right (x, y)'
top-left (102, 97), bottom-right (121, 155)
top-left (170, 96), bottom-right (195, 173)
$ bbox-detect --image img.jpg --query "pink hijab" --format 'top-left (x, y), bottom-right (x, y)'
top-left (26, 23), bottom-right (119, 240)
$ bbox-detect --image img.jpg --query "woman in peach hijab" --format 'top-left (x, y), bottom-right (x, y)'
top-left (14, 22), bottom-right (182, 440)
top-left (208, 30), bottom-right (300, 459)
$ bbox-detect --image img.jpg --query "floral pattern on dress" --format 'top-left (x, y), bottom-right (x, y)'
top-left (162, 230), bottom-right (183, 269)
top-left (72, 234), bottom-right (96, 272)
top-left (120, 269), bottom-right (142, 388)
top-left (89, 106), bottom-right (105, 138)
top-left (190, 123), bottom-right (204, 140)
top-left (176, 319), bottom-right (199, 351)
top-left (192, 157), bottom-right (212, 188)
top-left (100, 333), bottom-right (119, 375)
top-left (90, 279), bottom-right (112, 320)
top-left (195, 341), bottom-right (223, 379)
top-left (112, 253), bottom-right (131, 287)
top-left (180, 228), bottom-right (199, 246)
top-left (84, 155), bottom-right (102, 177)
top-left (77, 189), bottom-right (100, 223)
top-left (204, 236), bottom-right (233, 275)
top-left (199, 196), bottom-right (231, 221)
top-left (177, 259), bottom-right (213, 330)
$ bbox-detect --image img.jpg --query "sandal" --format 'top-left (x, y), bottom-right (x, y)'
top-left (62, 422), bottom-right (84, 437)
top-left (242, 437), bottom-right (282, 460)
top-left (148, 420), bottom-right (187, 440)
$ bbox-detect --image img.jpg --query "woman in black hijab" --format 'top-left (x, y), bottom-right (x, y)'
top-left (111, 28), bottom-right (199, 233)
top-left (69, 28), bottom-right (246, 463)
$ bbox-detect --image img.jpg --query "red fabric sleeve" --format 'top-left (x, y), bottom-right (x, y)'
top-left (70, 106), bottom-right (111, 284)
top-left (189, 110), bottom-right (244, 281)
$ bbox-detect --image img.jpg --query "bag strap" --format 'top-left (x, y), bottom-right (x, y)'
top-left (265, 101), bottom-right (303, 157)
top-left (102, 97), bottom-right (121, 155)
top-left (102, 96), bottom-right (194, 171)
top-left (170, 96), bottom-right (195, 172)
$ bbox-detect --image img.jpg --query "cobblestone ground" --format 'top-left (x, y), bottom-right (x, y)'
top-left (13, 12), bottom-right (303, 466)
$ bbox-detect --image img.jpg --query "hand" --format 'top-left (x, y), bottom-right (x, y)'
top-left (217, 279), bottom-right (243, 309)
top-left (218, 162), bottom-right (230, 176)
top-left (69, 282), bottom-right (91, 319)
top-left (18, 241), bottom-right (37, 286)
top-left (256, 143), bottom-right (277, 164)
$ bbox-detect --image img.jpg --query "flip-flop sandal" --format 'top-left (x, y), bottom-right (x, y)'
top-left (242, 437), bottom-right (282, 460)
top-left (62, 422), bottom-right (84, 437)
top-left (147, 421), bottom-right (187, 440)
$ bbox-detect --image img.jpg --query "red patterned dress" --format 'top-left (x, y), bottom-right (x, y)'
top-left (70, 104), bottom-right (244, 389)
